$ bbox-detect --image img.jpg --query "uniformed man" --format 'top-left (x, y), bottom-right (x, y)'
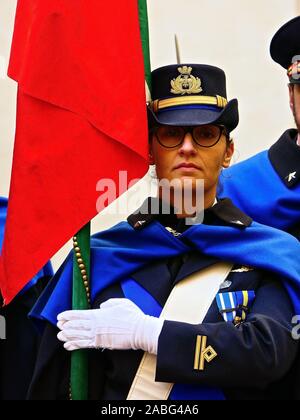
top-left (27, 64), bottom-right (300, 400)
top-left (0, 196), bottom-right (53, 400)
top-left (219, 16), bottom-right (300, 240)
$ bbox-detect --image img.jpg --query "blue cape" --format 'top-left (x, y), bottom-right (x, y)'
top-left (0, 197), bottom-right (53, 296)
top-left (218, 151), bottom-right (300, 230)
top-left (31, 218), bottom-right (300, 327)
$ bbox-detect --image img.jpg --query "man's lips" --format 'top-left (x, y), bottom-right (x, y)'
top-left (173, 163), bottom-right (201, 170)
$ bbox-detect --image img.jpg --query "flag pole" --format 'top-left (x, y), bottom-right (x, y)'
top-left (70, 223), bottom-right (91, 400)
top-left (138, 0), bottom-right (152, 92)
top-left (70, 0), bottom-right (151, 401)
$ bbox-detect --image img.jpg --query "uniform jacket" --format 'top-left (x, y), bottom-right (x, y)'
top-left (27, 199), bottom-right (299, 400)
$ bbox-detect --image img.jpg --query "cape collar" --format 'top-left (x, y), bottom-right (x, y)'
top-left (269, 129), bottom-right (300, 188)
top-left (31, 215), bottom-right (300, 328)
top-left (127, 197), bottom-right (252, 232)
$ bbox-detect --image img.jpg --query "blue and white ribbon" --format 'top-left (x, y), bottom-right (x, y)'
top-left (216, 291), bottom-right (256, 324)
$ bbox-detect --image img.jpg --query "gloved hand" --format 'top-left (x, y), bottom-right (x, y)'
top-left (57, 298), bottom-right (164, 354)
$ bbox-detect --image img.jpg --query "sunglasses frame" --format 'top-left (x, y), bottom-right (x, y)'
top-left (151, 124), bottom-right (229, 149)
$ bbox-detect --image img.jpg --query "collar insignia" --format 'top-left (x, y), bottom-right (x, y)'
top-left (171, 66), bottom-right (202, 95)
top-left (286, 172), bottom-right (297, 183)
top-left (134, 220), bottom-right (147, 229)
top-left (230, 220), bottom-right (245, 226)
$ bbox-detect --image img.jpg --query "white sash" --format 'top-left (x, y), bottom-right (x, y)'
top-left (127, 262), bottom-right (233, 400)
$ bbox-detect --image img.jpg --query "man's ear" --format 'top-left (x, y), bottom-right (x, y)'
top-left (289, 84), bottom-right (295, 113)
top-left (222, 141), bottom-right (234, 169)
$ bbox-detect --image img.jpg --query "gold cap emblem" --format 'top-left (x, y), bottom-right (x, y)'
top-left (171, 66), bottom-right (202, 95)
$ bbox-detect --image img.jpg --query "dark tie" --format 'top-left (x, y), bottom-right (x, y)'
top-left (167, 255), bottom-right (185, 282)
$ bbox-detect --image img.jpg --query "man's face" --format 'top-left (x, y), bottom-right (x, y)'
top-left (149, 126), bottom-right (234, 205)
top-left (289, 84), bottom-right (300, 132)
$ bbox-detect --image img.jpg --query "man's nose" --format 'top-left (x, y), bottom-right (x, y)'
top-left (178, 132), bottom-right (197, 155)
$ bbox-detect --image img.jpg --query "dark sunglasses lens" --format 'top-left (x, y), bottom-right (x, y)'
top-left (156, 126), bottom-right (184, 147)
top-left (193, 125), bottom-right (222, 146)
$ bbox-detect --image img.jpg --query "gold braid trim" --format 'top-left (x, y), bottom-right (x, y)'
top-left (151, 95), bottom-right (228, 112)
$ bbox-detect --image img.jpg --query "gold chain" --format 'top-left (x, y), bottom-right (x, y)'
top-left (73, 236), bottom-right (91, 305)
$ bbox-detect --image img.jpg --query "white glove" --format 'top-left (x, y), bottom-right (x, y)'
top-left (57, 298), bottom-right (164, 355)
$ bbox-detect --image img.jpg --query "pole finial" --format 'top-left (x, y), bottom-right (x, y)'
top-left (175, 34), bottom-right (181, 64)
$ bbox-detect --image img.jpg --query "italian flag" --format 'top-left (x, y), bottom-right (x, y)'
top-left (0, 0), bottom-right (150, 305)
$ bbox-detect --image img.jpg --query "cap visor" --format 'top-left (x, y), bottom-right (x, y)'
top-left (148, 99), bottom-right (238, 132)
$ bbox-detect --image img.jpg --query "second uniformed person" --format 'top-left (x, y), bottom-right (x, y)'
top-left (219, 16), bottom-right (300, 240)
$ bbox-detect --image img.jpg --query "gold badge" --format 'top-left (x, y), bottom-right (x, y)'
top-left (194, 335), bottom-right (217, 371)
top-left (171, 66), bottom-right (202, 95)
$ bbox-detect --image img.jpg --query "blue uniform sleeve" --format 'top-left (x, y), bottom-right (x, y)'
top-left (156, 274), bottom-right (298, 389)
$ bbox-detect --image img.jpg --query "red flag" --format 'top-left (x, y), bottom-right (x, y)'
top-left (0, 0), bottom-right (148, 304)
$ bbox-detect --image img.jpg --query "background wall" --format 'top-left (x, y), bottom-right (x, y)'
top-left (0, 1), bottom-right (299, 270)
top-left (148, 0), bottom-right (298, 160)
